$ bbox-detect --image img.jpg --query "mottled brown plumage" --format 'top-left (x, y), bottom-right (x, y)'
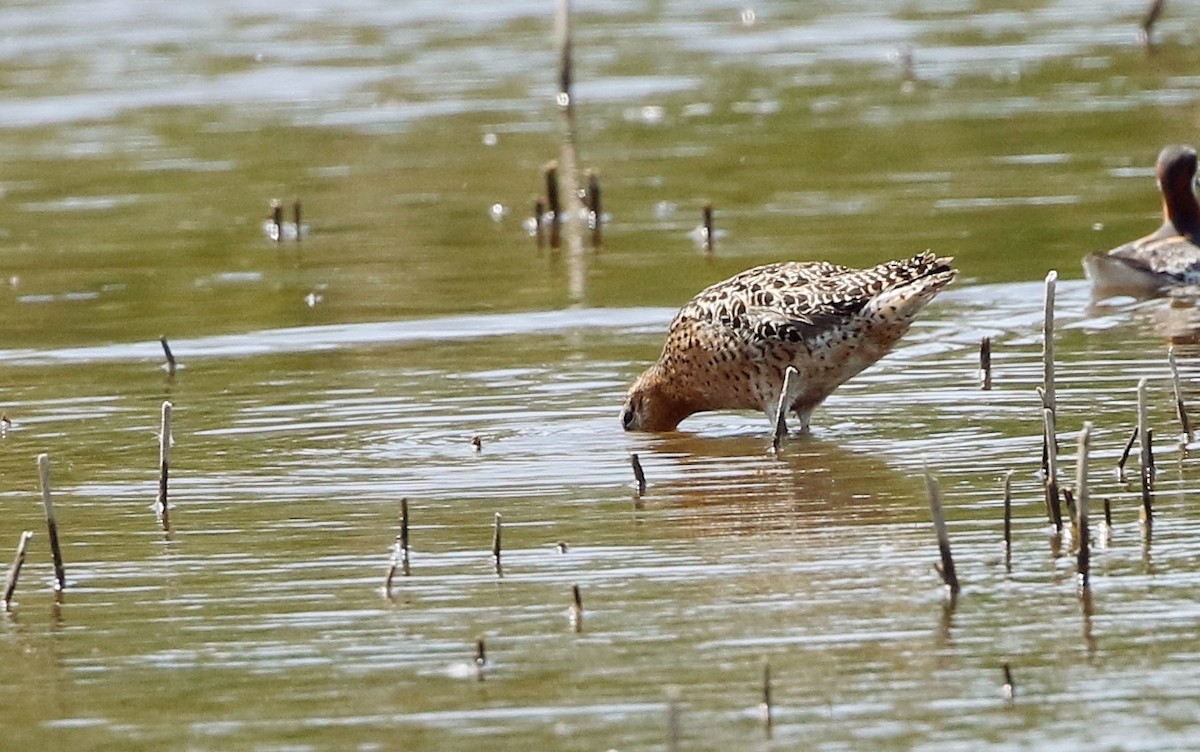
top-left (1083, 145), bottom-right (1200, 295)
top-left (621, 252), bottom-right (957, 432)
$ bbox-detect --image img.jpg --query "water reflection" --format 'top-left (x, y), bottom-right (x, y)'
top-left (632, 432), bottom-right (924, 536)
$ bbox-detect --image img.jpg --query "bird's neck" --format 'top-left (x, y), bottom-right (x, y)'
top-left (1163, 187), bottom-right (1200, 240)
top-left (642, 366), bottom-right (704, 431)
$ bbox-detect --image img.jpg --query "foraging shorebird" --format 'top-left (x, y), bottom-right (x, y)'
top-left (621, 252), bottom-right (957, 432)
top-left (1083, 145), bottom-right (1200, 295)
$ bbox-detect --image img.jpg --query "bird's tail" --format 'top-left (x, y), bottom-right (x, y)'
top-left (859, 252), bottom-right (957, 320)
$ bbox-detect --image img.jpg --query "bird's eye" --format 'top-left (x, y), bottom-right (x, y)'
top-left (621, 406), bottom-right (637, 430)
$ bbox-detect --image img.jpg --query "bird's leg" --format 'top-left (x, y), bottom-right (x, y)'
top-left (792, 406), bottom-right (813, 435)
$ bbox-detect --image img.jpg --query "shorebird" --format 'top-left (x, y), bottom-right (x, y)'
top-left (621, 252), bottom-right (957, 433)
top-left (1083, 144), bottom-right (1200, 295)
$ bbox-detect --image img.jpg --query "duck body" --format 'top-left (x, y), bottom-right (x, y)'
top-left (621, 252), bottom-right (957, 432)
top-left (1084, 145), bottom-right (1200, 296)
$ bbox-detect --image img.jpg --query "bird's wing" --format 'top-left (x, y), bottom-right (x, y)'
top-left (1109, 235), bottom-right (1200, 283)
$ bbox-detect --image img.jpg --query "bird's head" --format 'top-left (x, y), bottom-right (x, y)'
top-left (620, 365), bottom-right (693, 432)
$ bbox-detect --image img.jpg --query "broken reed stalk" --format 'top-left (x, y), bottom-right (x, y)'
top-left (1040, 271), bottom-right (1058, 471)
top-left (702, 203), bottom-right (715, 253)
top-left (400, 497), bottom-right (411, 576)
top-left (159, 336), bottom-right (177, 377)
top-left (271, 199), bottom-right (283, 243)
top-left (474, 636), bottom-right (487, 681)
top-left (586, 170), bottom-right (602, 248)
top-left (1076, 422), bottom-right (1092, 588)
top-left (157, 401), bottom-right (173, 531)
top-left (760, 657), bottom-right (773, 735)
top-left (554, 0), bottom-right (573, 109)
top-left (1138, 378), bottom-right (1154, 526)
top-left (980, 336), bottom-right (992, 390)
top-left (383, 545), bottom-right (399, 597)
top-left (631, 453), bottom-right (647, 496)
top-left (37, 454), bottom-right (66, 592)
top-left (924, 467), bottom-right (960, 596)
top-left (1002, 662), bottom-right (1015, 701)
top-left (545, 163), bottom-right (562, 250)
top-left (1042, 407), bottom-right (1063, 532)
top-left (384, 499), bottom-right (411, 592)
top-left (772, 366), bottom-right (799, 452)
top-left (1168, 347), bottom-right (1193, 444)
top-left (292, 200), bottom-right (302, 242)
top-left (570, 583), bottom-right (583, 631)
top-left (1062, 488), bottom-right (1078, 541)
top-left (1042, 271), bottom-right (1057, 409)
top-left (1148, 427), bottom-right (1156, 476)
top-left (1002, 469), bottom-right (1014, 552)
top-left (3, 531), bottom-right (34, 608)
top-left (533, 198), bottom-right (546, 249)
top-left (1142, 0), bottom-right (1164, 46)
top-left (1116, 425), bottom-right (1138, 482)
top-left (492, 512), bottom-right (503, 570)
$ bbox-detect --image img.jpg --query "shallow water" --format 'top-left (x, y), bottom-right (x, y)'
top-left (5, 1), bottom-right (1200, 750)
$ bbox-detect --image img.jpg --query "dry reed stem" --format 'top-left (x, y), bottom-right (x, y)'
top-left (157, 401), bottom-right (172, 531)
top-left (383, 544), bottom-right (399, 598)
top-left (544, 162), bottom-right (561, 250)
top-left (534, 198), bottom-right (545, 249)
top-left (1116, 425), bottom-right (1137, 482)
top-left (400, 497), bottom-right (411, 576)
top-left (1042, 407), bottom-right (1063, 532)
top-left (702, 203), bottom-right (714, 253)
top-left (1142, 0), bottom-right (1164, 46)
top-left (631, 453), bottom-right (647, 496)
top-left (760, 657), bottom-right (774, 735)
top-left (270, 199), bottom-right (283, 243)
top-left (475, 636), bottom-right (487, 681)
top-left (1040, 273), bottom-right (1058, 506)
top-left (586, 170), bottom-right (602, 248)
top-left (570, 583), bottom-right (583, 632)
top-left (554, 0), bottom-right (572, 109)
top-left (1063, 487), bottom-right (1079, 543)
top-left (37, 454), bottom-right (66, 592)
top-left (1138, 378), bottom-right (1153, 525)
top-left (492, 512), bottom-right (502, 570)
top-left (1076, 422), bottom-right (1092, 588)
top-left (980, 336), bottom-right (992, 390)
top-left (1169, 347), bottom-right (1192, 444)
top-left (1042, 271), bottom-right (1057, 420)
top-left (1003, 469), bottom-right (1014, 552)
top-left (2, 531), bottom-right (33, 609)
top-left (924, 466), bottom-right (960, 596)
top-left (159, 336), bottom-right (177, 377)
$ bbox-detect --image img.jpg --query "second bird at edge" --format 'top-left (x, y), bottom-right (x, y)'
top-left (1084, 144), bottom-right (1200, 296)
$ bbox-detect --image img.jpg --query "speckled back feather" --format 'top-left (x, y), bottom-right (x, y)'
top-left (672, 253), bottom-right (952, 349)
